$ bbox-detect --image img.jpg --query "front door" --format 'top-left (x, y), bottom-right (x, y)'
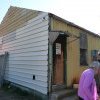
top-left (53, 35), bottom-right (66, 85)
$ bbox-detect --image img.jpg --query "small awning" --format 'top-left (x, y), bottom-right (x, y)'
top-left (49, 31), bottom-right (70, 44)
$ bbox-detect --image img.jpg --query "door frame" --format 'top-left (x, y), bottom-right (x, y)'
top-left (48, 32), bottom-right (68, 93)
top-left (52, 35), bottom-right (67, 85)
top-left (52, 34), bottom-right (67, 91)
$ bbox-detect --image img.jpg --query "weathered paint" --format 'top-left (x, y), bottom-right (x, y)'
top-left (50, 17), bottom-right (100, 86)
top-left (0, 7), bottom-right (49, 94)
top-left (0, 6), bottom-right (40, 36)
top-left (0, 6), bottom-right (100, 94)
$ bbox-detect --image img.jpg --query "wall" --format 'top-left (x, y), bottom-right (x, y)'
top-left (0, 6), bottom-right (40, 36)
top-left (50, 17), bottom-right (100, 86)
top-left (0, 12), bottom-right (49, 94)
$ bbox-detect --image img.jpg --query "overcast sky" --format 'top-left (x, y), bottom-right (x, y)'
top-left (0, 0), bottom-right (100, 34)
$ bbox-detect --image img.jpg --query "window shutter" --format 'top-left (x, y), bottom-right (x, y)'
top-left (80, 33), bottom-right (87, 49)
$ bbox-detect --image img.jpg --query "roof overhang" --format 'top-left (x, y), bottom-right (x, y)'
top-left (49, 31), bottom-right (70, 44)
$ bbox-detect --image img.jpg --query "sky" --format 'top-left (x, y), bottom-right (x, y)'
top-left (0, 0), bottom-right (100, 34)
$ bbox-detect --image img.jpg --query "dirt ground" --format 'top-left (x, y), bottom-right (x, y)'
top-left (0, 86), bottom-right (77, 100)
top-left (0, 88), bottom-right (77, 100)
top-left (0, 89), bottom-right (22, 100)
top-left (0, 86), bottom-right (40, 100)
top-left (0, 89), bottom-right (32, 100)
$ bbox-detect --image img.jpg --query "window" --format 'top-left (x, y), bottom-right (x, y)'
top-left (80, 33), bottom-right (88, 66)
top-left (80, 49), bottom-right (88, 65)
top-left (91, 50), bottom-right (98, 61)
top-left (80, 33), bottom-right (87, 49)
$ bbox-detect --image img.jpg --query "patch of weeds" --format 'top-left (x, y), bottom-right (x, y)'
top-left (2, 82), bottom-right (11, 91)
top-left (1, 83), bottom-right (46, 100)
top-left (2, 83), bottom-right (28, 96)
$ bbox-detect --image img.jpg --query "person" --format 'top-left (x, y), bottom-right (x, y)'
top-left (78, 61), bottom-right (100, 100)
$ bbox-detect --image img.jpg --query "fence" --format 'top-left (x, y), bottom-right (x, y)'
top-left (0, 52), bottom-right (9, 87)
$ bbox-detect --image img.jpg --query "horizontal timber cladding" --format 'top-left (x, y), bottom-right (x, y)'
top-left (0, 12), bottom-right (49, 94)
top-left (0, 6), bottom-right (40, 36)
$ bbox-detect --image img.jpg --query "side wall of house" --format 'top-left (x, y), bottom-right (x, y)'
top-left (0, 12), bottom-right (49, 94)
top-left (50, 17), bottom-right (100, 86)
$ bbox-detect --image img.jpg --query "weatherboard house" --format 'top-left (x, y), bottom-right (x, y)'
top-left (0, 6), bottom-right (100, 99)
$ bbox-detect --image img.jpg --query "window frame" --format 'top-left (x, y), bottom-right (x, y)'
top-left (80, 48), bottom-right (88, 66)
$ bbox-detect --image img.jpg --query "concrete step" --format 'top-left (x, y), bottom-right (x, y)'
top-left (62, 95), bottom-right (78, 100)
top-left (50, 89), bottom-right (77, 100)
top-left (52, 85), bottom-right (67, 92)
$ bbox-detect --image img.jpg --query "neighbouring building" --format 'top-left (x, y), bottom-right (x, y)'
top-left (0, 6), bottom-right (100, 99)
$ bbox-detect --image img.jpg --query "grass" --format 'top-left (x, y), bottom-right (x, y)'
top-left (1, 83), bottom-right (46, 100)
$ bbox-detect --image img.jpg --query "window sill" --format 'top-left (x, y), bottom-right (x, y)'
top-left (80, 64), bottom-right (88, 66)
top-left (80, 64), bottom-right (88, 67)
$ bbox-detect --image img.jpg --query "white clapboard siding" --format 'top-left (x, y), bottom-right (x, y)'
top-left (2, 12), bottom-right (49, 94)
top-left (0, 50), bottom-right (4, 55)
top-left (7, 64), bottom-right (48, 71)
top-left (3, 45), bottom-right (48, 54)
top-left (3, 21), bottom-right (48, 43)
top-left (0, 37), bottom-right (3, 50)
top-left (6, 72), bottom-right (47, 82)
top-left (6, 66), bottom-right (48, 73)
top-left (3, 30), bottom-right (48, 46)
top-left (9, 55), bottom-right (48, 61)
top-left (9, 60), bottom-right (48, 66)
top-left (6, 74), bottom-right (47, 87)
top-left (5, 69), bottom-right (47, 78)
top-left (3, 25), bottom-right (48, 44)
top-left (17, 16), bottom-right (48, 34)
top-left (9, 50), bottom-right (48, 57)
top-left (3, 35), bottom-right (48, 50)
top-left (5, 69), bottom-right (47, 77)
top-left (0, 37), bottom-right (3, 44)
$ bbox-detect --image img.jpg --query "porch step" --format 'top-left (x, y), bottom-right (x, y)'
top-left (52, 85), bottom-right (67, 92)
top-left (62, 95), bottom-right (78, 100)
top-left (50, 89), bottom-right (77, 100)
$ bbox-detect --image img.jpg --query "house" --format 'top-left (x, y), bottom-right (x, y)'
top-left (0, 6), bottom-right (100, 99)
